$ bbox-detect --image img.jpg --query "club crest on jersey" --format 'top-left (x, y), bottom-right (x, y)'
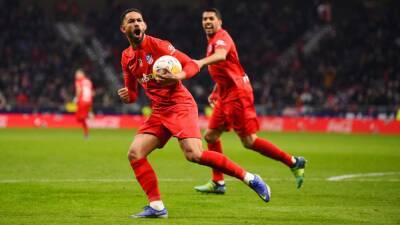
top-left (146, 54), bottom-right (154, 64)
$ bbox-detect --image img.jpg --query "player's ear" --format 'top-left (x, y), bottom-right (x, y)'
top-left (120, 24), bottom-right (126, 33)
top-left (143, 22), bottom-right (147, 32)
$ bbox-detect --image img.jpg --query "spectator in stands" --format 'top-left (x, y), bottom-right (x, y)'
top-left (0, 0), bottom-right (398, 118)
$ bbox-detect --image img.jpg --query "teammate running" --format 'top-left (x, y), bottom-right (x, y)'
top-left (194, 8), bottom-right (306, 194)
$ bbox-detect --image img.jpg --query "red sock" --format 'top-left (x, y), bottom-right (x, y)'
top-left (251, 138), bottom-right (294, 167)
top-left (130, 158), bottom-right (161, 201)
top-left (199, 151), bottom-right (246, 180)
top-left (208, 140), bottom-right (224, 182)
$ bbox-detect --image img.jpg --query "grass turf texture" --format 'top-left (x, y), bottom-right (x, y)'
top-left (0, 128), bottom-right (399, 225)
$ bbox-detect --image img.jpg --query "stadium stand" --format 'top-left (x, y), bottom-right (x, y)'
top-left (0, 0), bottom-right (399, 118)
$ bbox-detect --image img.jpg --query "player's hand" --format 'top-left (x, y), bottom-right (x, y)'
top-left (155, 69), bottom-right (184, 85)
top-left (208, 94), bottom-right (218, 108)
top-left (117, 87), bottom-right (130, 103)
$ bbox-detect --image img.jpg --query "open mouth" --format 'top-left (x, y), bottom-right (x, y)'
top-left (133, 28), bottom-right (141, 37)
top-left (204, 24), bottom-right (213, 31)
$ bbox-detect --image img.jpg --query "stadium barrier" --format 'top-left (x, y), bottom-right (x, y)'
top-left (1, 113), bottom-right (399, 134)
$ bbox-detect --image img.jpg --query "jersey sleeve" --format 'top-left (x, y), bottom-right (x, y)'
top-left (121, 52), bottom-right (138, 103)
top-left (158, 40), bottom-right (200, 79)
top-left (213, 32), bottom-right (232, 52)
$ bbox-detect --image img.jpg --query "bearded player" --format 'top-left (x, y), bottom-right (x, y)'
top-left (74, 69), bottom-right (93, 138)
top-left (118, 8), bottom-right (271, 219)
top-left (194, 8), bottom-right (306, 194)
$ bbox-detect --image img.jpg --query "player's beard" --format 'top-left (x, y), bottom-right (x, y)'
top-left (205, 31), bottom-right (216, 39)
top-left (204, 26), bottom-right (216, 37)
top-left (129, 29), bottom-right (144, 45)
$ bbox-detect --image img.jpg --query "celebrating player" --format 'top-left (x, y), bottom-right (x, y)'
top-left (118, 8), bottom-right (271, 219)
top-left (74, 69), bottom-right (93, 138)
top-left (194, 8), bottom-right (306, 194)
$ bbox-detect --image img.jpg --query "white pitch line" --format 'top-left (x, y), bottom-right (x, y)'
top-left (0, 177), bottom-right (319, 184)
top-left (326, 172), bottom-right (400, 181)
top-left (1, 174), bottom-right (399, 184)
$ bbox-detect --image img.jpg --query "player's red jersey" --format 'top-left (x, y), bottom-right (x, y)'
top-left (206, 29), bottom-right (253, 102)
top-left (121, 35), bottom-right (199, 110)
top-left (75, 77), bottom-right (93, 104)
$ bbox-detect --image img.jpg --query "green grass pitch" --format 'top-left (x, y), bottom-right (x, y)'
top-left (0, 128), bottom-right (399, 225)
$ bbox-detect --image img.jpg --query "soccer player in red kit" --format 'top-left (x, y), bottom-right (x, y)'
top-left (194, 8), bottom-right (306, 194)
top-left (118, 9), bottom-right (271, 219)
top-left (74, 69), bottom-right (93, 138)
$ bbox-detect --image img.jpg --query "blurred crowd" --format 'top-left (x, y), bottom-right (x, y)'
top-left (0, 1), bottom-right (108, 113)
top-left (260, 1), bottom-right (400, 117)
top-left (0, 0), bottom-right (399, 117)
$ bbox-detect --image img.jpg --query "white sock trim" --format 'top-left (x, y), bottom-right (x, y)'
top-left (149, 200), bottom-right (165, 211)
top-left (215, 180), bottom-right (225, 185)
top-left (243, 172), bottom-right (255, 185)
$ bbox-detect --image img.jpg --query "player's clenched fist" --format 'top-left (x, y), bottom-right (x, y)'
top-left (117, 87), bottom-right (130, 103)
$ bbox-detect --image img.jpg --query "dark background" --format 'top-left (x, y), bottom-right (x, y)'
top-left (1, 0), bottom-right (399, 118)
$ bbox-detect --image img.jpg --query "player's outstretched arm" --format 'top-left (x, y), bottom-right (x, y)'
top-left (173, 49), bottom-right (200, 80)
top-left (198, 48), bottom-right (227, 67)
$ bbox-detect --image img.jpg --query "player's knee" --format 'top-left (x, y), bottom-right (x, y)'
top-left (186, 154), bottom-right (202, 163)
top-left (127, 147), bottom-right (143, 161)
top-left (241, 135), bottom-right (257, 149)
top-left (204, 132), bottom-right (218, 144)
top-left (242, 140), bottom-right (253, 149)
top-left (184, 148), bottom-right (202, 163)
top-left (241, 137), bottom-right (255, 149)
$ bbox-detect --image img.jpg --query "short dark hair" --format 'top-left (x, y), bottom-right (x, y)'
top-left (75, 68), bottom-right (85, 74)
top-left (120, 8), bottom-right (143, 25)
top-left (203, 8), bottom-right (222, 20)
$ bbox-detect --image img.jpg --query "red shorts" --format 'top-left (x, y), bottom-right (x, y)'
top-left (76, 102), bottom-right (92, 120)
top-left (209, 96), bottom-right (259, 137)
top-left (137, 104), bottom-right (201, 148)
